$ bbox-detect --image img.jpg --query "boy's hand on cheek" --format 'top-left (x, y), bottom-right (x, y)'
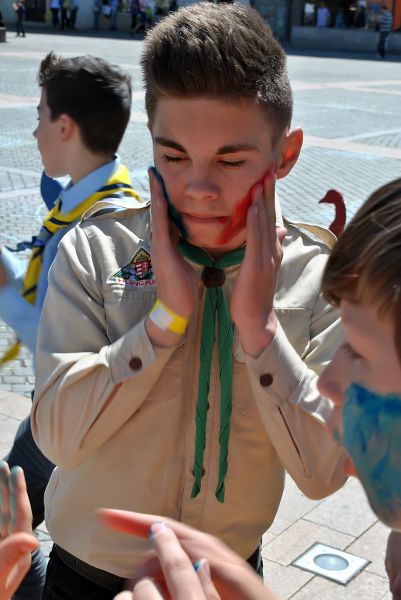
top-left (230, 174), bottom-right (286, 358)
top-left (146, 169), bottom-right (198, 348)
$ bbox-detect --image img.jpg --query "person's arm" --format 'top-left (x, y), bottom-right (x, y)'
top-left (230, 175), bottom-right (346, 499)
top-left (386, 530), bottom-right (401, 599)
top-left (0, 246), bottom-right (26, 291)
top-left (0, 247), bottom-right (40, 352)
top-left (32, 176), bottom-right (198, 471)
top-left (0, 287), bottom-right (40, 352)
top-left (31, 225), bottom-right (176, 470)
top-left (245, 286), bottom-right (347, 498)
top-left (0, 229), bottom-right (67, 353)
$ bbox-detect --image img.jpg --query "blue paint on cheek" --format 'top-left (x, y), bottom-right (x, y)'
top-left (343, 384), bottom-right (401, 529)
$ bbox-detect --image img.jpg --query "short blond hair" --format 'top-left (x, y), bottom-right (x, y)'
top-left (322, 178), bottom-right (401, 360)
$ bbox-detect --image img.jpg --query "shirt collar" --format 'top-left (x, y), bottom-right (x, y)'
top-left (60, 155), bottom-right (120, 214)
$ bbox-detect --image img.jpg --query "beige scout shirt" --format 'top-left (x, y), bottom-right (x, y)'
top-left (32, 201), bottom-right (346, 578)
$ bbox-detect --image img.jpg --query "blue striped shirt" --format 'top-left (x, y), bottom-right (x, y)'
top-left (380, 11), bottom-right (393, 33)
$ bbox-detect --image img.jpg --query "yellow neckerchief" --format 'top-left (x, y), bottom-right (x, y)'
top-left (0, 163), bottom-right (141, 366)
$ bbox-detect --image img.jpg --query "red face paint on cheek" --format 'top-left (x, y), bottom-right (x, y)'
top-left (216, 168), bottom-right (275, 245)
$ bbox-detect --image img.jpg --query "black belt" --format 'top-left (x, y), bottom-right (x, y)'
top-left (54, 544), bottom-right (125, 593)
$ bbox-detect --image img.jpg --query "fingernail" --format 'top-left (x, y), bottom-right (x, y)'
top-left (194, 558), bottom-right (210, 577)
top-left (10, 466), bottom-right (23, 475)
top-left (149, 521), bottom-right (168, 542)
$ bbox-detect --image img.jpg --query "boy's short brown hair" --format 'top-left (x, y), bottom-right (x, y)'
top-left (141, 2), bottom-right (293, 137)
top-left (38, 52), bottom-right (132, 156)
top-left (322, 178), bottom-right (401, 360)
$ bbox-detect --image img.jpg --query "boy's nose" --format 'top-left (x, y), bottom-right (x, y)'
top-left (185, 182), bottom-right (219, 203)
top-left (184, 165), bottom-right (219, 203)
top-left (32, 127), bottom-right (38, 139)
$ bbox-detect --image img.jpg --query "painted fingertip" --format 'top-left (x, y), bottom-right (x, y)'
top-left (194, 559), bottom-right (210, 577)
top-left (149, 521), bottom-right (168, 542)
top-left (10, 465), bottom-right (23, 475)
top-left (193, 559), bottom-right (202, 572)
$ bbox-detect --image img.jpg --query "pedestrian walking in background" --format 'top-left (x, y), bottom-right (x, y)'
top-left (316, 1), bottom-right (330, 26)
top-left (49, 0), bottom-right (61, 29)
top-left (377, 5), bottom-right (393, 58)
top-left (60, 0), bottom-right (71, 30)
top-left (13, 0), bottom-right (26, 37)
top-left (334, 6), bottom-right (345, 27)
top-left (130, 0), bottom-right (139, 34)
top-left (93, 0), bottom-right (101, 29)
top-left (147, 0), bottom-right (155, 28)
top-left (132, 0), bottom-right (147, 32)
top-left (354, 2), bottom-right (366, 28)
top-left (70, 0), bottom-right (79, 29)
top-left (109, 0), bottom-right (119, 30)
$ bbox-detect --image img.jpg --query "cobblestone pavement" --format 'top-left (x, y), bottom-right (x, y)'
top-left (0, 30), bottom-right (400, 598)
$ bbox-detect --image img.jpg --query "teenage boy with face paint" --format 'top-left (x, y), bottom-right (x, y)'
top-left (100, 177), bottom-right (401, 599)
top-left (31, 4), bottom-right (346, 598)
top-left (317, 177), bottom-right (401, 599)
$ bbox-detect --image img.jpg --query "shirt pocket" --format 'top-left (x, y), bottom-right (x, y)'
top-left (103, 284), bottom-right (156, 343)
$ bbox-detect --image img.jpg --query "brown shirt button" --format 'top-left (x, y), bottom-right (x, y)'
top-left (260, 373), bottom-right (273, 387)
top-left (129, 356), bottom-right (142, 371)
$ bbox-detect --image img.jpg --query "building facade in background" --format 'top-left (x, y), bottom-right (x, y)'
top-left (0, 0), bottom-right (399, 46)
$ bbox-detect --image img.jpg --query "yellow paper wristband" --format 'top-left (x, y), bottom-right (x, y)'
top-left (149, 299), bottom-right (189, 335)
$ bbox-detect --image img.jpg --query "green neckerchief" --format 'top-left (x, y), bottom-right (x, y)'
top-left (179, 241), bottom-right (245, 502)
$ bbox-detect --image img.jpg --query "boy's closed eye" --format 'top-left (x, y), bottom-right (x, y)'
top-left (342, 342), bottom-right (363, 361)
top-left (163, 154), bottom-right (187, 163)
top-left (218, 159), bottom-right (246, 168)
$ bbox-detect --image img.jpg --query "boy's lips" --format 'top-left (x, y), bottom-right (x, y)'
top-left (183, 213), bottom-right (229, 225)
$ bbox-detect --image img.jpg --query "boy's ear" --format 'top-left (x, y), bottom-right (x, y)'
top-left (276, 128), bottom-right (303, 180)
top-left (58, 114), bottom-right (77, 143)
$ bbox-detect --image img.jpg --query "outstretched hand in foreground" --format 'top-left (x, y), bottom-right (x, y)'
top-left (99, 509), bottom-right (279, 600)
top-left (0, 462), bottom-right (38, 600)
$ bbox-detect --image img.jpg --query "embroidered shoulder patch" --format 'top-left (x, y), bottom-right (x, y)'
top-left (110, 247), bottom-right (156, 287)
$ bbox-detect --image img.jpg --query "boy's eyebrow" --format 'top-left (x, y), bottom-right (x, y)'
top-left (154, 137), bottom-right (186, 152)
top-left (216, 144), bottom-right (259, 154)
top-left (154, 138), bottom-right (259, 155)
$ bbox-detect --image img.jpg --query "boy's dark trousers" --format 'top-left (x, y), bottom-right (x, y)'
top-left (41, 542), bottom-right (264, 599)
top-left (5, 415), bottom-right (55, 600)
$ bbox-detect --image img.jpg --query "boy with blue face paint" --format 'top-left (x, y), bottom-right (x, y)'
top-left (317, 177), bottom-right (401, 598)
